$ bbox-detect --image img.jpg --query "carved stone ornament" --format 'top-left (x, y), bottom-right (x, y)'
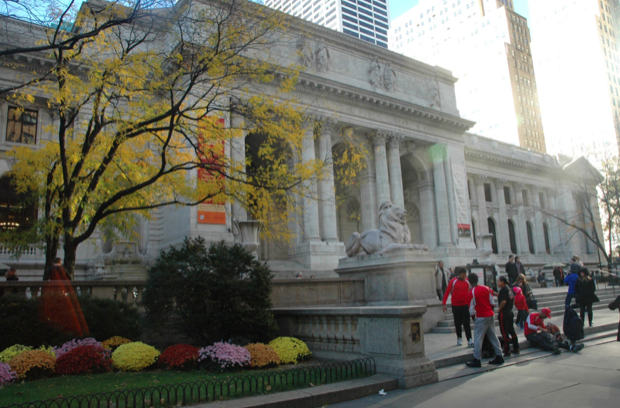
top-left (368, 57), bottom-right (396, 92)
top-left (383, 61), bottom-right (396, 92)
top-left (369, 56), bottom-right (382, 88)
top-left (345, 201), bottom-right (428, 257)
top-left (315, 39), bottom-right (330, 73)
top-left (428, 80), bottom-right (441, 109)
top-left (297, 38), bottom-right (314, 69)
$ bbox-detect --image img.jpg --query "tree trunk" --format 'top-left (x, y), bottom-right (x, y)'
top-left (63, 235), bottom-right (78, 280)
top-left (44, 235), bottom-right (59, 273)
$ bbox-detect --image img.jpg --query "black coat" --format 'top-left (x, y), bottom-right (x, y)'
top-left (505, 262), bottom-right (518, 280)
top-left (576, 278), bottom-right (599, 305)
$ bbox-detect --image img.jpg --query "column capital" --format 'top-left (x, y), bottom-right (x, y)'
top-left (428, 143), bottom-right (447, 162)
top-left (368, 129), bottom-right (389, 146)
top-left (386, 132), bottom-right (403, 149)
top-left (514, 182), bottom-right (526, 191)
top-left (494, 178), bottom-right (507, 190)
top-left (530, 185), bottom-right (541, 195)
top-left (473, 174), bottom-right (487, 186)
top-left (317, 115), bottom-right (336, 135)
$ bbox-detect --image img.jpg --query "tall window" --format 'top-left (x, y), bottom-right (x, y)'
top-left (543, 223), bottom-right (551, 254)
top-left (508, 220), bottom-right (517, 254)
top-left (6, 107), bottom-right (38, 144)
top-left (484, 183), bottom-right (492, 202)
top-left (504, 186), bottom-right (511, 205)
top-left (488, 218), bottom-right (498, 254)
top-left (539, 192), bottom-right (545, 209)
top-left (0, 176), bottom-right (37, 230)
top-left (526, 221), bottom-right (535, 254)
top-left (522, 189), bottom-right (530, 206)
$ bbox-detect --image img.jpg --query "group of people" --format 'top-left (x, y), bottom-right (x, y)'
top-left (0, 258), bottom-right (71, 297)
top-left (440, 257), bottom-right (588, 368)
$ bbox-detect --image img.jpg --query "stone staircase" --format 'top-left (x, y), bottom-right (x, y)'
top-left (431, 286), bottom-right (619, 334)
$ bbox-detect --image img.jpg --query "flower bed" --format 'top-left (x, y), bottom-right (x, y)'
top-left (159, 344), bottom-right (199, 370)
top-left (112, 342), bottom-right (160, 372)
top-left (244, 343), bottom-right (280, 368)
top-left (8, 350), bottom-right (56, 380)
top-left (56, 345), bottom-right (111, 375)
top-left (0, 361), bottom-right (17, 385)
top-left (268, 337), bottom-right (311, 364)
top-left (198, 342), bottom-right (251, 371)
top-left (54, 338), bottom-right (104, 359)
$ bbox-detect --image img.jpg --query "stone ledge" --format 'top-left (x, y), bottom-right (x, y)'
top-left (195, 374), bottom-right (398, 408)
top-left (273, 305), bottom-right (427, 317)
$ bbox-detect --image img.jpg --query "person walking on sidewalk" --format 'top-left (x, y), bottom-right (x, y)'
top-left (524, 308), bottom-right (582, 353)
top-left (435, 261), bottom-right (449, 302)
top-left (513, 286), bottom-right (529, 329)
top-left (576, 268), bottom-right (598, 327)
top-left (466, 273), bottom-right (504, 368)
top-left (443, 267), bottom-right (473, 347)
top-left (505, 255), bottom-right (518, 286)
top-left (564, 261), bottom-right (580, 308)
top-left (497, 276), bottom-right (520, 356)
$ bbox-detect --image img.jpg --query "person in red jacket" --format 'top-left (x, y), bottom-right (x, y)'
top-left (513, 286), bottom-right (529, 329)
top-left (443, 267), bottom-right (473, 347)
top-left (525, 308), bottom-right (582, 354)
top-left (466, 273), bottom-right (504, 368)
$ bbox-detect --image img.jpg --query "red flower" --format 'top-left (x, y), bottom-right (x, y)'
top-left (158, 344), bottom-right (199, 370)
top-left (56, 345), bottom-right (111, 375)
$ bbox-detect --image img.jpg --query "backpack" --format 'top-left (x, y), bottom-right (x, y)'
top-left (563, 306), bottom-right (584, 341)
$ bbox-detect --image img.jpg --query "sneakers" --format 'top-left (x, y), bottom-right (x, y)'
top-left (571, 344), bottom-right (584, 353)
top-left (457, 338), bottom-right (463, 346)
top-left (466, 358), bottom-right (481, 368)
top-left (489, 356), bottom-right (505, 365)
top-left (552, 347), bottom-right (561, 355)
top-left (468, 339), bottom-right (474, 348)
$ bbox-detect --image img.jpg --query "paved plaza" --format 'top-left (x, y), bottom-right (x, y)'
top-left (329, 339), bottom-right (620, 408)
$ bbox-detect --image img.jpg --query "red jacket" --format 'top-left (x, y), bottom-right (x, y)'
top-left (525, 312), bottom-right (545, 336)
top-left (442, 277), bottom-right (471, 306)
top-left (469, 285), bottom-right (495, 318)
top-left (514, 293), bottom-right (528, 311)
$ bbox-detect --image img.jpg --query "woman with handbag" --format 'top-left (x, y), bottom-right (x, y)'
top-left (517, 273), bottom-right (537, 309)
top-left (576, 268), bottom-right (599, 327)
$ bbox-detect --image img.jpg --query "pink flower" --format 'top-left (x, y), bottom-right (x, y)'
top-left (198, 342), bottom-right (251, 370)
top-left (54, 338), bottom-right (109, 359)
top-left (0, 362), bottom-right (17, 385)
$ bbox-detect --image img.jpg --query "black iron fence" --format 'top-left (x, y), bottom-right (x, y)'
top-left (3, 358), bottom-right (375, 408)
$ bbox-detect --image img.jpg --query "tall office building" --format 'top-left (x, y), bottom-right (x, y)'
top-left (389, 0), bottom-right (547, 153)
top-left (263, 0), bottom-right (390, 48)
top-left (528, 0), bottom-right (620, 157)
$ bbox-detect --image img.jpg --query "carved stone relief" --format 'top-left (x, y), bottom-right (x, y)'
top-left (368, 57), bottom-right (396, 92)
top-left (297, 38), bottom-right (330, 73)
top-left (316, 40), bottom-right (330, 73)
top-left (427, 80), bottom-right (441, 109)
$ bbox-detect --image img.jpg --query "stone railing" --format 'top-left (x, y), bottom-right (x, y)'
top-left (0, 244), bottom-right (41, 259)
top-left (0, 281), bottom-right (146, 308)
top-left (273, 306), bottom-right (437, 389)
top-left (270, 278), bottom-right (365, 307)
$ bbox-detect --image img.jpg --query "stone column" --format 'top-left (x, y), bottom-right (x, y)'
top-left (473, 175), bottom-right (490, 235)
top-left (547, 189), bottom-right (561, 255)
top-left (359, 166), bottom-right (378, 231)
top-left (230, 114), bottom-right (248, 234)
top-left (495, 179), bottom-right (510, 254)
top-left (418, 173), bottom-right (438, 250)
top-left (317, 118), bottom-right (339, 242)
top-left (531, 186), bottom-right (545, 254)
top-left (370, 131), bottom-right (391, 205)
top-left (301, 119), bottom-right (321, 243)
top-left (429, 144), bottom-right (452, 246)
top-left (514, 183), bottom-right (528, 254)
top-left (386, 134), bottom-right (405, 209)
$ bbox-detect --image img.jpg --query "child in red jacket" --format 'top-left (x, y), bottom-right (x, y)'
top-left (513, 286), bottom-right (529, 329)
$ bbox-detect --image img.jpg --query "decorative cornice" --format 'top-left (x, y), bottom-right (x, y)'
top-left (464, 149), bottom-right (560, 175)
top-left (386, 132), bottom-right (403, 149)
top-left (368, 129), bottom-right (389, 146)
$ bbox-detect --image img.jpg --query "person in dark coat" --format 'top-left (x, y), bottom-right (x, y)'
top-left (515, 256), bottom-right (526, 276)
top-left (43, 257), bottom-right (71, 281)
top-left (575, 268), bottom-right (598, 327)
top-left (553, 266), bottom-right (563, 287)
top-left (505, 255), bottom-right (518, 285)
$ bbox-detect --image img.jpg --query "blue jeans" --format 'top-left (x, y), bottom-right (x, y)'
top-left (565, 292), bottom-right (576, 309)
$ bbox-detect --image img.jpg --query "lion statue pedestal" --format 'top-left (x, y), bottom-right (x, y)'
top-left (337, 201), bottom-right (442, 333)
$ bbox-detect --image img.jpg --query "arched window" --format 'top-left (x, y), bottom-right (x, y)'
top-left (526, 221), bottom-right (535, 254)
top-left (543, 223), bottom-right (551, 254)
top-left (488, 217), bottom-right (498, 254)
top-left (508, 220), bottom-right (517, 254)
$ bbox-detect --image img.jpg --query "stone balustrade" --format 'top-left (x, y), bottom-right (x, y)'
top-left (0, 280), bottom-right (146, 309)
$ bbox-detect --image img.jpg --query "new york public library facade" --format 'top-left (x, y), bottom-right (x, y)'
top-left (0, 0), bottom-right (605, 388)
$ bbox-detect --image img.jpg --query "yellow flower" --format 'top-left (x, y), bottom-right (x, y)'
top-left (268, 337), bottom-right (311, 365)
top-left (112, 342), bottom-right (160, 371)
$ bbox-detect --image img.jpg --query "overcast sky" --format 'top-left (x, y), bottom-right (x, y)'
top-left (390, 0), bottom-right (531, 24)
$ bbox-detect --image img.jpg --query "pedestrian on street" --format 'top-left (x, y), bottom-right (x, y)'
top-left (564, 260), bottom-right (580, 308)
top-left (497, 276), bottom-right (520, 356)
top-left (443, 267), bottom-right (473, 347)
top-left (513, 286), bottom-right (529, 329)
top-left (515, 256), bottom-right (526, 276)
top-left (505, 255), bottom-right (518, 286)
top-left (516, 273), bottom-right (534, 309)
top-left (524, 307), bottom-right (582, 353)
top-left (608, 295), bottom-right (620, 341)
top-left (575, 268), bottom-right (598, 327)
top-left (435, 260), bottom-right (449, 302)
top-left (553, 266), bottom-right (563, 287)
top-left (43, 257), bottom-right (71, 281)
top-left (466, 273), bottom-right (504, 367)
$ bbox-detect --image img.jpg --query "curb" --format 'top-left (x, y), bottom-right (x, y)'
top-left (194, 374), bottom-right (399, 408)
top-left (432, 322), bottom-right (618, 368)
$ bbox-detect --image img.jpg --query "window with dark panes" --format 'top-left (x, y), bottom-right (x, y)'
top-left (504, 186), bottom-right (511, 204)
top-left (522, 189), bottom-right (529, 206)
top-left (6, 107), bottom-right (38, 144)
top-left (526, 221), bottom-right (535, 254)
top-left (484, 183), bottom-right (492, 202)
top-left (0, 176), bottom-right (37, 231)
top-left (539, 192), bottom-right (545, 209)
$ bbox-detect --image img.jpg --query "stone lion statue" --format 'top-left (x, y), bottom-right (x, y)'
top-left (345, 201), bottom-right (427, 257)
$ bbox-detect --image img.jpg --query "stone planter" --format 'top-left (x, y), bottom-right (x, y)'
top-left (234, 220), bottom-right (262, 258)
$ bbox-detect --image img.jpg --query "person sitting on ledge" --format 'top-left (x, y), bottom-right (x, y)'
top-left (524, 308), bottom-right (583, 354)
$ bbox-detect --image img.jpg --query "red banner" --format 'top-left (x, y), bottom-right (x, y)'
top-left (197, 118), bottom-right (226, 225)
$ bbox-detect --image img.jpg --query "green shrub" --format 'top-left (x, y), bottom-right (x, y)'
top-left (143, 238), bottom-right (278, 345)
top-left (0, 294), bottom-right (141, 350)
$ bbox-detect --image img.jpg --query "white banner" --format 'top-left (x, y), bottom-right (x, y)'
top-left (452, 163), bottom-right (471, 236)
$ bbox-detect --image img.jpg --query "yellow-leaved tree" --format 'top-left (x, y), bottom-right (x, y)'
top-left (2, 0), bottom-right (365, 275)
